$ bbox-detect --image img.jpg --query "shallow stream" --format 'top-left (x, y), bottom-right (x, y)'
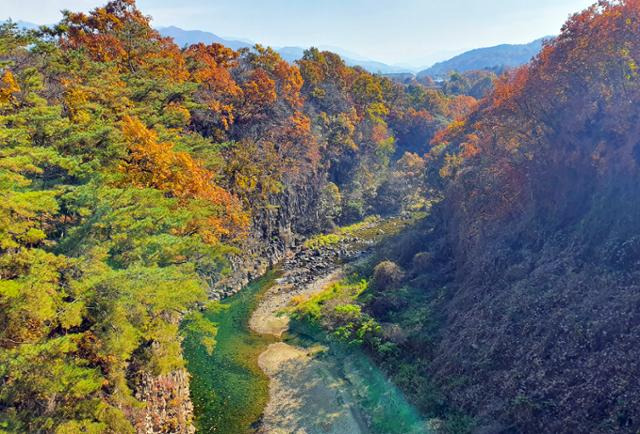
top-left (183, 243), bottom-right (427, 433)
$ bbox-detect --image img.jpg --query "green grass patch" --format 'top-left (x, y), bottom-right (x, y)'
top-left (304, 214), bottom-right (421, 251)
top-left (303, 233), bottom-right (343, 250)
top-left (291, 275), bottom-right (368, 323)
top-left (181, 272), bottom-right (279, 433)
top-left (303, 215), bottom-right (384, 250)
top-left (336, 215), bottom-right (383, 235)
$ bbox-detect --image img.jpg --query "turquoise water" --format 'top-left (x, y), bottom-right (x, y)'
top-left (181, 273), bottom-right (278, 433)
top-left (182, 271), bottom-right (429, 434)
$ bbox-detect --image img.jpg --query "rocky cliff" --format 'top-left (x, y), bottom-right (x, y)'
top-left (212, 175), bottom-right (326, 299)
top-left (128, 174), bottom-right (326, 433)
top-left (129, 369), bottom-right (195, 434)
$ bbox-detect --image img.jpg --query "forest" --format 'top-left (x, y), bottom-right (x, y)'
top-left (2, 0), bottom-right (640, 433)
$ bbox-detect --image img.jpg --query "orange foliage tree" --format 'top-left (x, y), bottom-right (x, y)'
top-left (186, 43), bottom-right (241, 140)
top-left (429, 0), bottom-right (640, 254)
top-left (0, 70), bottom-right (20, 105)
top-left (119, 116), bottom-right (248, 242)
top-left (61, 0), bottom-right (188, 81)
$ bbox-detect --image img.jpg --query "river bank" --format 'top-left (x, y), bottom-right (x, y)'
top-left (182, 216), bottom-right (424, 433)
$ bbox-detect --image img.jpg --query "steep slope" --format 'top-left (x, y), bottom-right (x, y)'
top-left (418, 37), bottom-right (547, 78)
top-left (361, 1), bottom-right (640, 432)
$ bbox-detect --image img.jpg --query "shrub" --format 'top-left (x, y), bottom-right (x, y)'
top-left (371, 260), bottom-right (405, 291)
top-left (412, 251), bottom-right (434, 273)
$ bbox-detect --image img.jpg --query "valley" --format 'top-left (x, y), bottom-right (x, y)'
top-left (2, 0), bottom-right (640, 433)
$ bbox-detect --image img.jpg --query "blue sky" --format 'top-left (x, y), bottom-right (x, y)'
top-left (5, 0), bottom-right (596, 66)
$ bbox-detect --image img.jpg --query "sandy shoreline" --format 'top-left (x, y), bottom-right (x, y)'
top-left (249, 267), bottom-right (367, 434)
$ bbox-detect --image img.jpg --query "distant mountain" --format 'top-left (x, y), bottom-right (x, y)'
top-left (2, 20), bottom-right (43, 30)
top-left (276, 46), bottom-right (306, 63)
top-left (278, 46), bottom-right (412, 74)
top-left (393, 49), bottom-right (466, 73)
top-left (345, 59), bottom-right (411, 74)
top-left (15, 20), bottom-right (41, 30)
top-left (8, 22), bottom-right (544, 77)
top-left (158, 26), bottom-right (413, 74)
top-left (418, 38), bottom-right (549, 78)
top-left (157, 26), bottom-right (252, 51)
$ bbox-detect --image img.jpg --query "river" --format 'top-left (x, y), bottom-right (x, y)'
top-left (182, 219), bottom-right (429, 433)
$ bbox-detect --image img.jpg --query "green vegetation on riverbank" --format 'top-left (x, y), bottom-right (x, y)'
top-left (304, 213), bottom-right (427, 250)
top-left (287, 316), bottom-right (428, 434)
top-left (290, 259), bottom-right (473, 433)
top-left (182, 215), bottom-right (431, 433)
top-left (181, 272), bottom-right (279, 433)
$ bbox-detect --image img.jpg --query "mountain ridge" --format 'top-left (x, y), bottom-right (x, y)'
top-left (157, 25), bottom-right (253, 51)
top-left (5, 21), bottom-right (548, 77)
top-left (418, 37), bottom-right (550, 77)
top-left (156, 26), bottom-right (416, 74)
top-left (156, 26), bottom-right (551, 76)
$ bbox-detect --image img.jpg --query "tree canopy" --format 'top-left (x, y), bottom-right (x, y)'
top-left (0, 1), bottom-right (470, 431)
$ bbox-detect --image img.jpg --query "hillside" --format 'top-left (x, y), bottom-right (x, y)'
top-left (418, 37), bottom-right (547, 78)
top-left (0, 2), bottom-right (473, 432)
top-left (340, 1), bottom-right (640, 432)
top-left (5, 1), bottom-right (640, 433)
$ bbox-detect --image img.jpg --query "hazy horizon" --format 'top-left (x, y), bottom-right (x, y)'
top-left (4, 0), bottom-right (595, 67)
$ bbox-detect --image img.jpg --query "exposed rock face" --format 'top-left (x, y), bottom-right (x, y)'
top-left (130, 177), bottom-right (326, 433)
top-left (129, 369), bottom-right (195, 434)
top-left (212, 176), bottom-right (326, 299)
